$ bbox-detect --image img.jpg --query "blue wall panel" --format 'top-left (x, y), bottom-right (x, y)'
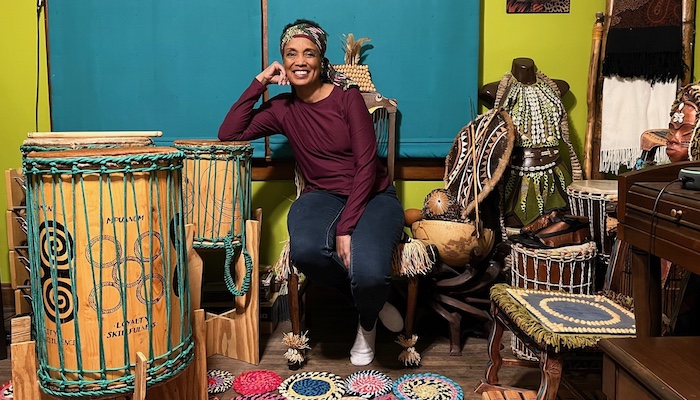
top-left (47, 1), bottom-right (479, 159)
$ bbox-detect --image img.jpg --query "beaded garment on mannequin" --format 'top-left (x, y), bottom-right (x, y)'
top-left (495, 71), bottom-right (581, 228)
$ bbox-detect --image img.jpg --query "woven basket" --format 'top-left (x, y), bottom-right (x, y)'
top-left (333, 64), bottom-right (377, 93)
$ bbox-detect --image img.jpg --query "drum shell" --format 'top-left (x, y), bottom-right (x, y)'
top-left (24, 147), bottom-right (191, 392)
top-left (173, 140), bottom-right (253, 247)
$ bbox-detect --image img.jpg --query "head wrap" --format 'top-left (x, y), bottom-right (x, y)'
top-left (280, 20), bottom-right (357, 91)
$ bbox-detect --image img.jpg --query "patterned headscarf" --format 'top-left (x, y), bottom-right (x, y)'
top-left (280, 20), bottom-right (357, 91)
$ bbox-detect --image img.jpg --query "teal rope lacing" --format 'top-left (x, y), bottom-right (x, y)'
top-left (24, 150), bottom-right (194, 397)
top-left (173, 142), bottom-right (254, 297)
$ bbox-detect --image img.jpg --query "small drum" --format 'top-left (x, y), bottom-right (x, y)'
top-left (566, 180), bottom-right (618, 262)
top-left (23, 147), bottom-right (193, 397)
top-left (509, 241), bottom-right (597, 360)
top-left (172, 140), bottom-right (253, 248)
top-left (20, 136), bottom-right (154, 157)
top-left (510, 241), bottom-right (597, 295)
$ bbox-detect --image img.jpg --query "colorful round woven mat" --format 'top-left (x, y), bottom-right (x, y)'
top-left (233, 370), bottom-right (283, 395)
top-left (0, 381), bottom-right (12, 399)
top-left (375, 395), bottom-right (398, 400)
top-left (344, 370), bottom-right (393, 398)
top-left (231, 394), bottom-right (285, 400)
top-left (392, 373), bottom-right (463, 400)
top-left (278, 371), bottom-right (346, 400)
top-left (207, 369), bottom-right (234, 394)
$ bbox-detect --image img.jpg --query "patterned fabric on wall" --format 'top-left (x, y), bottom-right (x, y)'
top-left (507, 0), bottom-right (570, 13)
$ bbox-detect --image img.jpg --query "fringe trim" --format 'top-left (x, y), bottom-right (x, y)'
top-left (396, 334), bottom-right (421, 366)
top-left (391, 237), bottom-right (436, 277)
top-left (273, 239), bottom-right (297, 279)
top-left (599, 148), bottom-right (640, 174)
top-left (490, 284), bottom-right (624, 352)
top-left (602, 52), bottom-right (684, 84)
top-left (282, 331), bottom-right (310, 365)
top-left (654, 148), bottom-right (670, 166)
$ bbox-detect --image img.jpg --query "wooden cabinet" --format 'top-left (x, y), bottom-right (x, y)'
top-left (600, 337), bottom-right (700, 399)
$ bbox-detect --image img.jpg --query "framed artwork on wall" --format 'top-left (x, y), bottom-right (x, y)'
top-left (506, 0), bottom-right (570, 13)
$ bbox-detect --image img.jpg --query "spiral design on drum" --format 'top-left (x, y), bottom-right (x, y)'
top-left (43, 279), bottom-right (75, 323)
top-left (38, 221), bottom-right (75, 323)
top-left (39, 221), bottom-right (73, 277)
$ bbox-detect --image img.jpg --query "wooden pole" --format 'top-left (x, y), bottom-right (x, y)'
top-left (682, 0), bottom-right (696, 85)
top-left (591, 0), bottom-right (616, 179)
top-left (584, 13), bottom-right (605, 179)
top-left (262, 0), bottom-right (272, 161)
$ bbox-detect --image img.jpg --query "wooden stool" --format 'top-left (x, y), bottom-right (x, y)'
top-left (475, 284), bottom-right (636, 400)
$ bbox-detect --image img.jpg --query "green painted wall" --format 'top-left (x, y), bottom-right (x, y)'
top-left (1, 3), bottom-right (51, 283)
top-left (2, 1), bottom-right (698, 279)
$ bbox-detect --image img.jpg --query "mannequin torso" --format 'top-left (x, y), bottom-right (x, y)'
top-left (479, 58), bottom-right (569, 108)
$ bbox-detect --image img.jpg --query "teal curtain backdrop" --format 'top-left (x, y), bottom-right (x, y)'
top-left (46, 1), bottom-right (480, 159)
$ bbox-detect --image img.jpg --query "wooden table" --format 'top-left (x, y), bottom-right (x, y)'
top-left (599, 336), bottom-right (700, 400)
top-left (618, 161), bottom-right (700, 337)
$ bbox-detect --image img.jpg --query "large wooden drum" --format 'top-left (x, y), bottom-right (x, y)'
top-left (23, 147), bottom-right (193, 397)
top-left (172, 140), bottom-right (253, 248)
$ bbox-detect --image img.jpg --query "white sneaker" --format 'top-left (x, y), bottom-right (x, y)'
top-left (378, 301), bottom-right (404, 333)
top-left (350, 322), bottom-right (376, 366)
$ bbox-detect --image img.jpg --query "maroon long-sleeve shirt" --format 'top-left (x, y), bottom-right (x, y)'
top-left (218, 79), bottom-right (390, 236)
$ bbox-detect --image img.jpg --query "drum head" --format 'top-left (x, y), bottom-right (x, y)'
top-left (24, 146), bottom-right (179, 161)
top-left (444, 109), bottom-right (516, 218)
top-left (22, 137), bottom-right (153, 147)
top-left (567, 179), bottom-right (618, 197)
top-left (173, 139), bottom-right (252, 148)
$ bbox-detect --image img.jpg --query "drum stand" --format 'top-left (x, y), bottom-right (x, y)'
top-left (204, 210), bottom-right (262, 365)
top-left (10, 310), bottom-right (208, 400)
top-left (8, 214), bottom-right (262, 399)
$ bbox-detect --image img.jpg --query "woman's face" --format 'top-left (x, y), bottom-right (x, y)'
top-left (283, 37), bottom-right (323, 88)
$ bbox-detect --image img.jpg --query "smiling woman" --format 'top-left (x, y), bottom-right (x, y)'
top-left (218, 19), bottom-right (406, 367)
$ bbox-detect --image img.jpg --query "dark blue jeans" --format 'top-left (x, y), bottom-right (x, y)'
top-left (287, 185), bottom-right (405, 330)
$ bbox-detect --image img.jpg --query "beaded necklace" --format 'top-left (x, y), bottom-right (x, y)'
top-left (501, 74), bottom-right (564, 148)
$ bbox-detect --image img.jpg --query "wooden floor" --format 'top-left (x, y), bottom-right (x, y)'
top-left (0, 284), bottom-right (605, 399)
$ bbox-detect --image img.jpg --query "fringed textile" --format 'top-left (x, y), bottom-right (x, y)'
top-left (273, 239), bottom-right (294, 279)
top-left (602, 0), bottom-right (684, 83)
top-left (391, 236), bottom-right (436, 277)
top-left (600, 76), bottom-right (677, 173)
